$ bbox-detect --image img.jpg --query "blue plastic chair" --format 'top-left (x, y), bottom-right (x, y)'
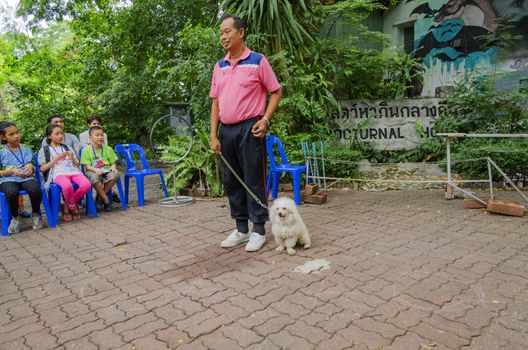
top-left (114, 144), bottom-right (168, 207)
top-left (0, 155), bottom-right (56, 236)
top-left (266, 135), bottom-right (306, 205)
top-left (33, 151), bottom-right (98, 224)
top-left (48, 178), bottom-right (99, 222)
top-left (78, 147), bottom-right (127, 212)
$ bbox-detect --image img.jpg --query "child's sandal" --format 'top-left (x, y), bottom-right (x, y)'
top-left (72, 208), bottom-right (81, 220)
top-left (63, 212), bottom-right (73, 222)
top-left (62, 206), bottom-right (73, 222)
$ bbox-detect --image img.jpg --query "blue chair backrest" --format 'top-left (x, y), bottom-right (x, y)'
top-left (78, 146), bottom-right (86, 172)
top-left (266, 135), bottom-right (290, 169)
top-left (114, 144), bottom-right (149, 171)
top-left (33, 154), bottom-right (44, 186)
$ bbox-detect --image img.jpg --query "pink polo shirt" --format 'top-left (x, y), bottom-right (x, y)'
top-left (210, 47), bottom-right (280, 125)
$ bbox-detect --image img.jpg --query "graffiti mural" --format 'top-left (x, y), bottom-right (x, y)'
top-left (410, 0), bottom-right (498, 69)
top-left (408, 0), bottom-right (528, 69)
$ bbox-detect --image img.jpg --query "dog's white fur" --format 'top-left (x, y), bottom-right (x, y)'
top-left (270, 197), bottom-right (311, 255)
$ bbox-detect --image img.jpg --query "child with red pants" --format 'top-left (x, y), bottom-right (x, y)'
top-left (38, 124), bottom-right (91, 221)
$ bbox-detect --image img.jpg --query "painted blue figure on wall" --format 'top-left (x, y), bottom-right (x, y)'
top-left (411, 0), bottom-right (497, 69)
top-left (409, 0), bottom-right (528, 69)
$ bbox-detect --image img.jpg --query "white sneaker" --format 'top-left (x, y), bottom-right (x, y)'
top-left (245, 232), bottom-right (266, 252)
top-left (220, 229), bottom-right (249, 248)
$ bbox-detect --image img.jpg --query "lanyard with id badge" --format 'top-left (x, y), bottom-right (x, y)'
top-left (51, 145), bottom-right (76, 169)
top-left (6, 145), bottom-right (28, 174)
top-left (92, 145), bottom-right (110, 173)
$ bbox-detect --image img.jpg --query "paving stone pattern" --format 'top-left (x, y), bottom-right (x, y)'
top-left (1, 183), bottom-right (527, 349)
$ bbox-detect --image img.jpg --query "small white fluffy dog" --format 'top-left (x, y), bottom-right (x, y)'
top-left (270, 197), bottom-right (311, 255)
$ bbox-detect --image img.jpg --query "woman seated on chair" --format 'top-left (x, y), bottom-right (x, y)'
top-left (0, 122), bottom-right (44, 234)
top-left (38, 124), bottom-right (91, 222)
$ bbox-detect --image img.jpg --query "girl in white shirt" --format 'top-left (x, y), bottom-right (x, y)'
top-left (39, 124), bottom-right (91, 221)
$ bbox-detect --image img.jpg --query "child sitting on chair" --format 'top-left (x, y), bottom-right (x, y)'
top-left (78, 115), bottom-right (120, 204)
top-left (80, 126), bottom-right (118, 212)
top-left (0, 122), bottom-right (43, 234)
top-left (38, 124), bottom-right (91, 221)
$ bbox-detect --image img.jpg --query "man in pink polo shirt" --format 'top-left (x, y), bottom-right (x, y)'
top-left (210, 14), bottom-right (282, 252)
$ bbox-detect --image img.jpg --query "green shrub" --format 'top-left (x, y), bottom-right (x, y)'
top-left (450, 138), bottom-right (528, 180)
top-left (433, 74), bottom-right (528, 182)
top-left (321, 141), bottom-right (363, 178)
top-left (437, 74), bottom-right (528, 134)
top-left (160, 127), bottom-right (222, 197)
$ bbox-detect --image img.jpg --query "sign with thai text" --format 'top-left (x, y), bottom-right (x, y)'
top-left (332, 99), bottom-right (447, 150)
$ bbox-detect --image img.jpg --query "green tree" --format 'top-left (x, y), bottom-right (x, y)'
top-left (1, 23), bottom-right (86, 149)
top-left (67, 1), bottom-right (220, 143)
top-left (221, 0), bottom-right (315, 55)
top-left (0, 0), bottom-right (434, 190)
top-left (0, 34), bottom-right (14, 119)
top-left (13, 0), bottom-right (220, 145)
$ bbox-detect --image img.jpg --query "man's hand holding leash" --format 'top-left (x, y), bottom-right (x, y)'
top-left (210, 136), bottom-right (221, 155)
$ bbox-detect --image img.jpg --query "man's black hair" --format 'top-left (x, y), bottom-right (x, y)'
top-left (221, 14), bottom-right (245, 32)
top-left (47, 114), bottom-right (62, 124)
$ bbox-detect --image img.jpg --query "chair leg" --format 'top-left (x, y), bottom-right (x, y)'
top-left (271, 172), bottom-right (280, 200)
top-left (266, 171), bottom-right (272, 199)
top-left (1, 193), bottom-right (9, 236)
top-left (124, 176), bottom-right (130, 205)
top-left (116, 177), bottom-right (127, 211)
top-left (40, 189), bottom-right (56, 228)
top-left (50, 185), bottom-right (62, 226)
top-left (159, 173), bottom-right (169, 198)
top-left (85, 190), bottom-right (98, 218)
top-left (84, 191), bottom-right (91, 216)
top-left (293, 173), bottom-right (302, 206)
top-left (137, 176), bottom-right (145, 207)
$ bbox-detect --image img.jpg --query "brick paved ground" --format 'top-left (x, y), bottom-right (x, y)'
top-left (1, 183), bottom-right (527, 349)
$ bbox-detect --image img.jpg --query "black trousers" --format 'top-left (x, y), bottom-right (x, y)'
top-left (220, 118), bottom-right (268, 224)
top-left (0, 179), bottom-right (42, 216)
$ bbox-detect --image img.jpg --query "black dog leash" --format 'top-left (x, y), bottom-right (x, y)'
top-left (218, 153), bottom-right (269, 210)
